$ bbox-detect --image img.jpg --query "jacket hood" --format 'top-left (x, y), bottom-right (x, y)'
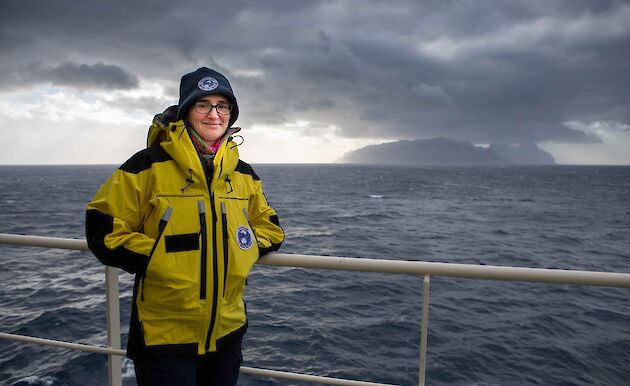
top-left (147, 105), bottom-right (241, 148)
top-left (147, 105), bottom-right (242, 182)
top-left (147, 105), bottom-right (241, 147)
top-left (147, 105), bottom-right (178, 148)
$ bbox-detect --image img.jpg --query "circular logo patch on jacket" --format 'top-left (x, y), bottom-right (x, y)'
top-left (198, 77), bottom-right (219, 91)
top-left (236, 226), bottom-right (254, 250)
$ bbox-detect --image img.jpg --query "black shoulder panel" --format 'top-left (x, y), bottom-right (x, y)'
top-left (120, 146), bottom-right (172, 174)
top-left (235, 160), bottom-right (260, 181)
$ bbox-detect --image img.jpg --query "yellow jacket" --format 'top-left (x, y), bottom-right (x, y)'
top-left (86, 110), bottom-right (284, 358)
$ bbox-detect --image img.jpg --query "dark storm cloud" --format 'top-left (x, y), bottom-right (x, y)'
top-left (39, 62), bottom-right (137, 90)
top-left (0, 62), bottom-right (138, 91)
top-left (1, 0), bottom-right (629, 145)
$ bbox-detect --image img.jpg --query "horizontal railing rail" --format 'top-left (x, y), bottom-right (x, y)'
top-left (2, 233), bottom-right (628, 288)
top-left (1, 233), bottom-right (629, 386)
top-left (0, 331), bottom-right (126, 356)
top-left (0, 333), bottom-right (390, 386)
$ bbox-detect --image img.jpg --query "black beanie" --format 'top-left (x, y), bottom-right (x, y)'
top-left (176, 67), bottom-right (239, 128)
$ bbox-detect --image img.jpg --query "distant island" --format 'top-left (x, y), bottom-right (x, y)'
top-left (338, 138), bottom-right (556, 165)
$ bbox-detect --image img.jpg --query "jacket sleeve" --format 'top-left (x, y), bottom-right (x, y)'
top-left (86, 167), bottom-right (155, 274)
top-left (248, 180), bottom-right (284, 257)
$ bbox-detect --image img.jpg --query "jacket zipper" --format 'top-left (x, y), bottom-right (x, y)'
top-left (198, 200), bottom-right (207, 300)
top-left (141, 207), bottom-right (173, 301)
top-left (205, 191), bottom-right (220, 351)
top-left (220, 202), bottom-right (228, 298)
top-left (195, 143), bottom-right (221, 353)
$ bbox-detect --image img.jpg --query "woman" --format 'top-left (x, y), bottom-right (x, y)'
top-left (86, 67), bottom-right (284, 385)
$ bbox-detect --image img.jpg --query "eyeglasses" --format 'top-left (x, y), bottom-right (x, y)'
top-left (193, 101), bottom-right (233, 115)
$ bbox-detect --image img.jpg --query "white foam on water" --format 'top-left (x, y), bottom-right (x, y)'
top-left (121, 357), bottom-right (136, 380)
top-left (14, 375), bottom-right (57, 385)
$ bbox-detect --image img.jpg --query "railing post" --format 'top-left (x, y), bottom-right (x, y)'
top-left (419, 275), bottom-right (430, 386)
top-left (105, 266), bottom-right (122, 386)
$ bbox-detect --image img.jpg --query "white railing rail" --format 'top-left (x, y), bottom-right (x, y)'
top-left (1, 233), bottom-right (630, 386)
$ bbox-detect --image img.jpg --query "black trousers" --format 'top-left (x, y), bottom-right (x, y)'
top-left (133, 335), bottom-right (243, 386)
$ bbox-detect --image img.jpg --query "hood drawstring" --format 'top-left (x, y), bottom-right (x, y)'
top-left (225, 177), bottom-right (234, 194)
top-left (181, 169), bottom-right (194, 193)
top-left (230, 135), bottom-right (244, 148)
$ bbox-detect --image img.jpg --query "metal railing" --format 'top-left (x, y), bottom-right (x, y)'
top-left (1, 233), bottom-right (630, 386)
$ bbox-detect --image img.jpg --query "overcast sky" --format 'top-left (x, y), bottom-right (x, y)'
top-left (1, 0), bottom-right (629, 164)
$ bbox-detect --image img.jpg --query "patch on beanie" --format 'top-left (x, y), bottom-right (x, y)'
top-left (198, 77), bottom-right (219, 91)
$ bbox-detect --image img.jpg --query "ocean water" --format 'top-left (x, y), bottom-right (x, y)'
top-left (0, 164), bottom-right (629, 386)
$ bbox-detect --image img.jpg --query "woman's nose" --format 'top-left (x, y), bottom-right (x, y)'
top-left (207, 107), bottom-right (220, 118)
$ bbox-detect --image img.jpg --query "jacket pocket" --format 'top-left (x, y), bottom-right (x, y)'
top-left (141, 207), bottom-right (172, 301)
top-left (219, 199), bottom-right (259, 304)
top-left (141, 195), bottom-right (205, 314)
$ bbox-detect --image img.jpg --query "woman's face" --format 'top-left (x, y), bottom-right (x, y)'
top-left (187, 95), bottom-right (231, 143)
